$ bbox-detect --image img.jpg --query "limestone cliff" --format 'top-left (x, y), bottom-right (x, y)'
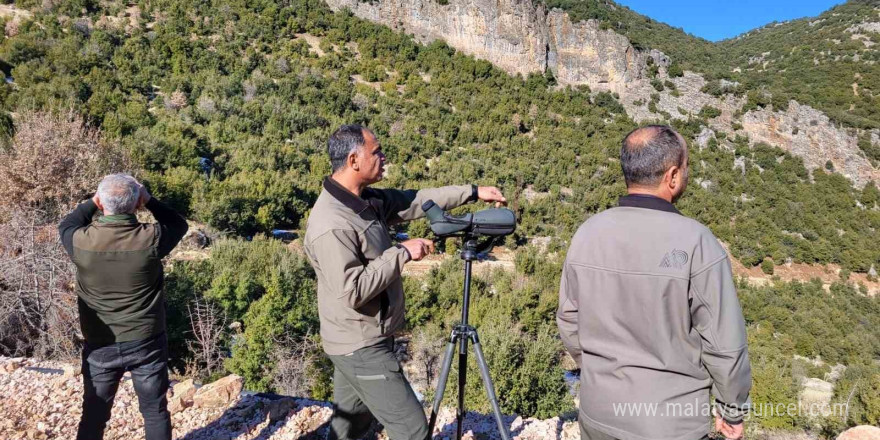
top-left (324, 0), bottom-right (648, 93)
top-left (546, 11), bottom-right (649, 92)
top-left (325, 0), bottom-right (549, 79)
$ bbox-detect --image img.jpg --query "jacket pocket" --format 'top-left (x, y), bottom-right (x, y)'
top-left (355, 373), bottom-right (387, 381)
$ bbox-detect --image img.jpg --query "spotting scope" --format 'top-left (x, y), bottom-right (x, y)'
top-left (421, 200), bottom-right (516, 237)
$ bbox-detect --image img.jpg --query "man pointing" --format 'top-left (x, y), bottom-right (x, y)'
top-left (303, 124), bottom-right (506, 440)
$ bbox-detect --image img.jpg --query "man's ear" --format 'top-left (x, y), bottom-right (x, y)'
top-left (95, 198), bottom-right (104, 212)
top-left (348, 150), bottom-right (360, 171)
top-left (663, 166), bottom-right (678, 191)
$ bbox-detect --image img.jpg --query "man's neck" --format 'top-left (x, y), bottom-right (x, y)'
top-left (331, 172), bottom-right (367, 197)
top-left (97, 212), bottom-right (138, 224)
top-left (627, 188), bottom-right (673, 203)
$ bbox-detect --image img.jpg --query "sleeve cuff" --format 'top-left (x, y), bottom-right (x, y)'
top-left (395, 244), bottom-right (412, 263)
top-left (81, 199), bottom-right (98, 212)
top-left (469, 184), bottom-right (478, 202)
top-left (81, 198), bottom-right (100, 217)
top-left (716, 401), bottom-right (748, 424)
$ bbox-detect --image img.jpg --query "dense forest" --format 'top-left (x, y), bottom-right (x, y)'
top-left (0, 0), bottom-right (877, 437)
top-left (543, 0), bottom-right (880, 129)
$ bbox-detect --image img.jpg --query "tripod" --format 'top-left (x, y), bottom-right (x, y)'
top-left (426, 237), bottom-right (511, 440)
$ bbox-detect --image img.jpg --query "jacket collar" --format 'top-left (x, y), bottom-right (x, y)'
top-left (618, 193), bottom-right (681, 215)
top-left (96, 213), bottom-right (139, 224)
top-left (324, 176), bottom-right (371, 214)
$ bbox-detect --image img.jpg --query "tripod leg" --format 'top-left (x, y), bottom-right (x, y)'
top-left (473, 340), bottom-right (512, 440)
top-left (457, 349), bottom-right (467, 440)
top-left (427, 341), bottom-right (457, 440)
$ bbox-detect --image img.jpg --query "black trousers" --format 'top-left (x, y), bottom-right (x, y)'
top-left (76, 332), bottom-right (171, 440)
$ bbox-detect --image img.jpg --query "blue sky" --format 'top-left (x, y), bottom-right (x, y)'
top-left (614, 0), bottom-right (845, 42)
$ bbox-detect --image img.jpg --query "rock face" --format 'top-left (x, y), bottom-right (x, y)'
top-left (168, 379), bottom-right (197, 414)
top-left (799, 377), bottom-right (834, 417)
top-left (621, 70), bottom-right (880, 187)
top-left (838, 426), bottom-right (880, 440)
top-left (325, 0), bottom-right (549, 79)
top-left (324, 0), bottom-right (649, 92)
top-left (546, 11), bottom-right (645, 92)
top-left (192, 374), bottom-right (243, 409)
top-left (741, 101), bottom-right (880, 187)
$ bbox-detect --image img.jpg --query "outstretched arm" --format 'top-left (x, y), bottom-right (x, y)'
top-left (376, 185), bottom-right (507, 224)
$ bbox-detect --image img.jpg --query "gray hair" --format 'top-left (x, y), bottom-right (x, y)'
top-left (327, 124), bottom-right (367, 173)
top-left (97, 174), bottom-right (140, 215)
top-left (620, 125), bottom-right (686, 187)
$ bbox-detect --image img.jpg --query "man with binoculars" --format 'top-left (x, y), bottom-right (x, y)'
top-left (302, 124), bottom-right (506, 440)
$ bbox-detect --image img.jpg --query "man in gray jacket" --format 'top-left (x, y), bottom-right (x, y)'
top-left (557, 125), bottom-right (751, 440)
top-left (303, 124), bottom-right (506, 440)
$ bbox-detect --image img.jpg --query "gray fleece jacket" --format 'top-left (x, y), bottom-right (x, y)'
top-left (557, 194), bottom-right (751, 440)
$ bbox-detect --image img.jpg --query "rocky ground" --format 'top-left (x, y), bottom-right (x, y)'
top-left (0, 357), bottom-right (580, 440)
top-left (3, 357), bottom-right (878, 440)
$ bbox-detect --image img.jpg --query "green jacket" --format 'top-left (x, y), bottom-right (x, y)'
top-left (557, 194), bottom-right (751, 440)
top-left (304, 177), bottom-right (475, 355)
top-left (59, 198), bottom-right (188, 346)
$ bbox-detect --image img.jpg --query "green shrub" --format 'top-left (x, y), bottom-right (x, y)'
top-left (700, 80), bottom-right (724, 97)
top-left (760, 258), bottom-right (774, 275)
top-left (592, 92), bottom-right (626, 114)
top-left (193, 170), bottom-right (312, 236)
top-left (197, 237), bottom-right (322, 393)
top-left (831, 363), bottom-right (880, 426)
top-left (698, 105), bottom-right (722, 119)
top-left (440, 320), bottom-right (574, 418)
top-left (650, 78), bottom-right (664, 92)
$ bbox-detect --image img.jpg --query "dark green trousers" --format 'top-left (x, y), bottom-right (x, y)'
top-left (327, 339), bottom-right (428, 440)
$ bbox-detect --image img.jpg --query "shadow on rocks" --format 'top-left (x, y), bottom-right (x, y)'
top-left (177, 393), bottom-right (332, 440)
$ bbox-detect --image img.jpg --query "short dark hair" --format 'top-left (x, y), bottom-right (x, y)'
top-left (620, 125), bottom-right (686, 187)
top-left (328, 124), bottom-right (367, 172)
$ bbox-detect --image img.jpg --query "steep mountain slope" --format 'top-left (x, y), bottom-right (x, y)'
top-left (537, 0), bottom-right (880, 176)
top-left (324, 0), bottom-right (880, 187)
top-left (0, 0), bottom-right (877, 272)
top-left (546, 0), bottom-right (880, 130)
top-left (717, 1), bottom-right (880, 131)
